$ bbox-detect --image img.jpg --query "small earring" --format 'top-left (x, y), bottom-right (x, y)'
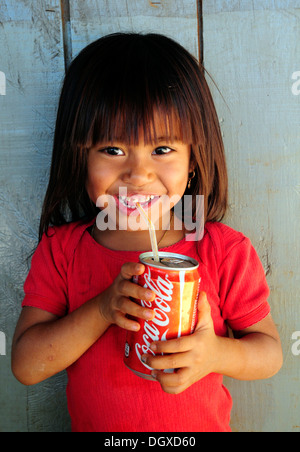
top-left (188, 170), bottom-right (196, 189)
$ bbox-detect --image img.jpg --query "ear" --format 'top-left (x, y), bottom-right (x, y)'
top-left (189, 146), bottom-right (197, 171)
top-left (189, 156), bottom-right (196, 174)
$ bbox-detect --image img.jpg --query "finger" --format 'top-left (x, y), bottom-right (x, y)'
top-left (113, 310), bottom-right (141, 332)
top-left (195, 291), bottom-right (213, 331)
top-left (143, 350), bottom-right (192, 371)
top-left (198, 291), bottom-right (211, 314)
top-left (120, 262), bottom-right (145, 280)
top-left (119, 279), bottom-right (155, 303)
top-left (117, 297), bottom-right (155, 321)
top-left (149, 335), bottom-right (194, 355)
top-left (152, 368), bottom-right (191, 394)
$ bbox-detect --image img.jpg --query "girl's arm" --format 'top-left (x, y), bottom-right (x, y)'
top-left (12, 262), bottom-right (155, 386)
top-left (216, 314), bottom-right (283, 381)
top-left (142, 292), bottom-right (283, 394)
top-left (12, 300), bottom-right (109, 385)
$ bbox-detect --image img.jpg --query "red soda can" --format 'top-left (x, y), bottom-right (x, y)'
top-left (124, 252), bottom-right (201, 380)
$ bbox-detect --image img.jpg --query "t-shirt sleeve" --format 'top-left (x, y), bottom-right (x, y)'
top-left (22, 229), bottom-right (68, 317)
top-left (218, 237), bottom-right (271, 331)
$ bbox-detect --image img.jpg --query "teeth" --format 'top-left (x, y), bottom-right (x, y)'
top-left (118, 195), bottom-right (156, 209)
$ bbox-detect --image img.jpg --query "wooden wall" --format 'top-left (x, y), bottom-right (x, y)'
top-left (203, 1), bottom-right (300, 432)
top-left (0, 0), bottom-right (299, 432)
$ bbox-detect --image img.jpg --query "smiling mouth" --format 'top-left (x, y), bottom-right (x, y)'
top-left (118, 194), bottom-right (158, 210)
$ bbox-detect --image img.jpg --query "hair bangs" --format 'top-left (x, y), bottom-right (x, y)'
top-left (68, 33), bottom-right (205, 149)
top-left (82, 83), bottom-right (197, 150)
top-left (87, 95), bottom-right (197, 149)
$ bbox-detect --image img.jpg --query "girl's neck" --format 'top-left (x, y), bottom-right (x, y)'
top-left (92, 216), bottom-right (185, 252)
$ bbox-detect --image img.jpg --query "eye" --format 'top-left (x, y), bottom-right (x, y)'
top-left (152, 146), bottom-right (173, 156)
top-left (99, 147), bottom-right (124, 156)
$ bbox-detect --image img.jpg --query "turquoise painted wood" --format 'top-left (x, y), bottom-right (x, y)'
top-left (0, 0), bottom-right (69, 432)
top-left (0, 0), bottom-right (299, 432)
top-left (69, 0), bottom-right (199, 60)
top-left (203, 0), bottom-right (300, 432)
top-left (0, 0), bottom-right (199, 433)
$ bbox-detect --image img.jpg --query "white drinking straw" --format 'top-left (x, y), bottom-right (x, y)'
top-left (136, 202), bottom-right (160, 262)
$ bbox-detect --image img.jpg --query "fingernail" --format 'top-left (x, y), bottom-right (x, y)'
top-left (151, 371), bottom-right (157, 379)
top-left (145, 311), bottom-right (154, 320)
top-left (146, 291), bottom-right (153, 300)
top-left (150, 343), bottom-right (157, 352)
top-left (141, 355), bottom-right (147, 364)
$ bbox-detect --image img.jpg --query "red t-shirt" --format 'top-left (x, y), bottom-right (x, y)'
top-left (22, 220), bottom-right (270, 432)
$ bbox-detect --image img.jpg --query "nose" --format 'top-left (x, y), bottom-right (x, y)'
top-left (121, 155), bottom-right (155, 187)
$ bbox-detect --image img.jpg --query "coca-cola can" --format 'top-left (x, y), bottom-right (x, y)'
top-left (124, 252), bottom-right (201, 380)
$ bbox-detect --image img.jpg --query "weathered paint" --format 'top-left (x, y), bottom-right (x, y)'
top-left (0, 332), bottom-right (5, 356)
top-left (0, 0), bottom-right (299, 432)
top-left (0, 0), bottom-right (69, 432)
top-left (69, 0), bottom-right (199, 60)
top-left (0, 72), bottom-right (6, 95)
top-left (203, 0), bottom-right (300, 432)
top-left (60, 0), bottom-right (72, 72)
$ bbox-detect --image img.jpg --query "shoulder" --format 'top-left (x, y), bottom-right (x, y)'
top-left (41, 219), bottom-right (95, 261)
top-left (203, 222), bottom-right (247, 260)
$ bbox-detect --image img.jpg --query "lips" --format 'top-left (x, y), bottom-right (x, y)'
top-left (119, 194), bottom-right (157, 210)
top-left (114, 193), bottom-right (160, 215)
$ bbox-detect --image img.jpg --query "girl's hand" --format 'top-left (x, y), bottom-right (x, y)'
top-left (98, 262), bottom-right (156, 331)
top-left (141, 292), bottom-right (220, 394)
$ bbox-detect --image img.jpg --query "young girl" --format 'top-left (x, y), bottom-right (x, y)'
top-left (12, 33), bottom-right (282, 432)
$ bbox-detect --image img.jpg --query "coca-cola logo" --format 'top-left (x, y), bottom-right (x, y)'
top-left (135, 267), bottom-right (174, 370)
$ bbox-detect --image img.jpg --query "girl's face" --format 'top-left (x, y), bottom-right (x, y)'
top-left (86, 119), bottom-right (194, 232)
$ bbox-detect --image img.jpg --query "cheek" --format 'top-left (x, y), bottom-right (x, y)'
top-left (85, 164), bottom-right (105, 204)
top-left (85, 175), bottom-right (97, 204)
top-left (165, 164), bottom-right (189, 194)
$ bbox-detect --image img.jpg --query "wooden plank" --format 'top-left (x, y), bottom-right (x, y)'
top-left (69, 0), bottom-right (199, 60)
top-left (204, 3), bottom-right (300, 432)
top-left (0, 72), bottom-right (6, 96)
top-left (0, 0), bottom-right (200, 433)
top-left (203, 0), bottom-right (300, 14)
top-left (60, 0), bottom-right (72, 72)
top-left (0, 0), bottom-right (70, 432)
